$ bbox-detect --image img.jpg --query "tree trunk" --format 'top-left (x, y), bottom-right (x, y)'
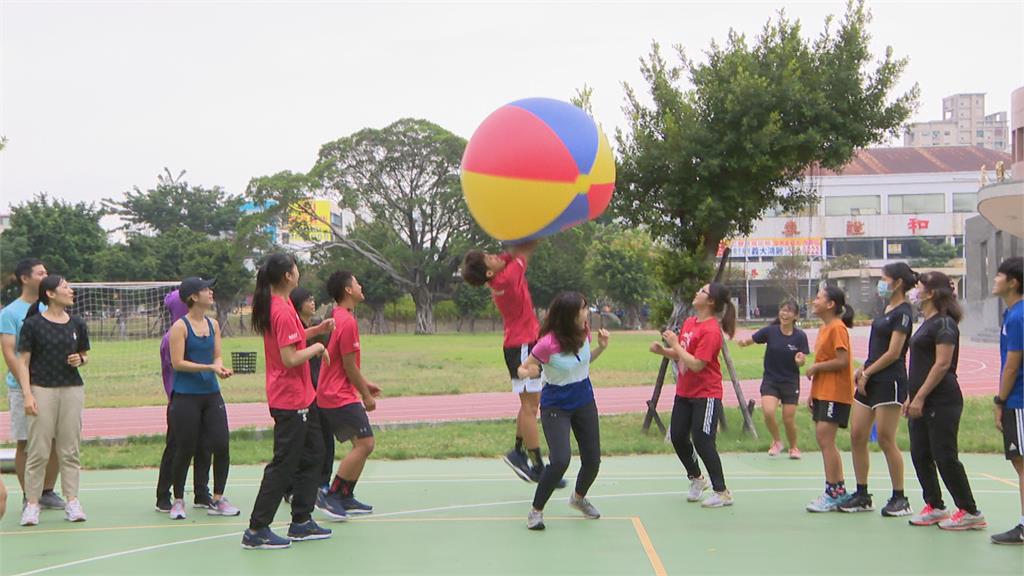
top-left (625, 305), bottom-right (642, 330)
top-left (369, 304), bottom-right (388, 335)
top-left (217, 305), bottom-right (233, 338)
top-left (411, 288), bottom-right (436, 334)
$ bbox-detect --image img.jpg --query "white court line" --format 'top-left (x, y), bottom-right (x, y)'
top-left (8, 485), bottom-right (1018, 576)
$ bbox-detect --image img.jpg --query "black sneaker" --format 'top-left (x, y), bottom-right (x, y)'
top-left (282, 492), bottom-right (293, 504)
top-left (241, 527), bottom-right (292, 550)
top-left (838, 491), bottom-right (874, 513)
top-left (503, 450), bottom-right (533, 483)
top-left (287, 519), bottom-right (333, 541)
top-left (340, 496), bottom-right (374, 515)
top-left (527, 464), bottom-right (567, 488)
top-left (315, 489), bottom-right (348, 522)
top-left (193, 493), bottom-right (215, 510)
top-left (991, 524), bottom-right (1024, 545)
top-left (154, 498), bottom-right (172, 513)
top-left (881, 496), bottom-right (913, 517)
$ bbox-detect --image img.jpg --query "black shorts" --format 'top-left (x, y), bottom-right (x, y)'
top-left (760, 381), bottom-right (800, 405)
top-left (811, 399), bottom-right (851, 428)
top-left (854, 375), bottom-right (908, 409)
top-left (503, 343), bottom-right (542, 393)
top-left (1002, 407), bottom-right (1024, 460)
top-left (321, 403), bottom-right (374, 443)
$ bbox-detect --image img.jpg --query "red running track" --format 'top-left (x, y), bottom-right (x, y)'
top-left (0, 328), bottom-right (1004, 441)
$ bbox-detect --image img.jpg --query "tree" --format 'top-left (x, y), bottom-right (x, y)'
top-left (584, 226), bottom-right (660, 329)
top-left (452, 282), bottom-right (492, 332)
top-left (912, 238), bottom-right (958, 268)
top-left (821, 253), bottom-right (865, 278)
top-left (250, 119), bottom-right (485, 334)
top-left (1, 193), bottom-right (108, 283)
top-left (527, 223), bottom-right (596, 310)
top-left (615, 0), bottom-right (917, 315)
top-left (768, 254), bottom-right (811, 300)
top-left (104, 168), bottom-right (244, 236)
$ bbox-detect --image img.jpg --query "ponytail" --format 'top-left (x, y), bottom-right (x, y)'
top-left (707, 282), bottom-right (736, 339)
top-left (839, 304), bottom-right (855, 328)
top-left (251, 253), bottom-right (297, 335)
top-left (823, 285), bottom-right (855, 328)
top-left (27, 275), bottom-right (63, 319)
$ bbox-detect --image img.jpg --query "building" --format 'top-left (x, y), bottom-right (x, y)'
top-left (240, 199), bottom-right (348, 258)
top-left (963, 86), bottom-right (1024, 341)
top-left (904, 93), bottom-right (1009, 153)
top-left (724, 145), bottom-right (1012, 319)
top-left (0, 213), bottom-right (10, 234)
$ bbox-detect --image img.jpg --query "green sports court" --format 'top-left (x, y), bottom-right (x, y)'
top-left (2, 453), bottom-right (1021, 575)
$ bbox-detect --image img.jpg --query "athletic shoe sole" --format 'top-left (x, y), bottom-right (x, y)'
top-left (939, 522), bottom-right (988, 531)
top-left (288, 532), bottom-right (333, 541)
top-left (909, 518), bottom-right (947, 526)
top-left (881, 509), bottom-right (913, 517)
top-left (241, 542), bottom-right (291, 550)
top-left (342, 508), bottom-right (373, 516)
top-left (502, 456), bottom-right (533, 483)
top-left (315, 505), bottom-right (349, 522)
top-left (838, 506), bottom-right (873, 513)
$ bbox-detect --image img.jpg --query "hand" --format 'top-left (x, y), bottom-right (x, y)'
top-left (366, 382), bottom-right (383, 398)
top-left (517, 365), bottom-right (531, 379)
top-left (907, 399), bottom-right (924, 419)
top-left (995, 405), bottom-right (1003, 431)
top-left (856, 371), bottom-right (868, 396)
top-left (363, 396), bottom-right (377, 412)
top-left (649, 342), bottom-right (665, 355)
top-left (806, 397), bottom-right (814, 414)
top-left (794, 352), bottom-right (806, 365)
top-left (24, 393), bottom-right (38, 416)
top-left (67, 353), bottom-right (84, 367)
top-left (661, 330), bottom-right (679, 347)
top-left (213, 363), bottom-right (233, 379)
top-left (321, 347), bottom-right (331, 367)
top-left (317, 318), bottom-right (335, 335)
top-left (805, 365), bottom-right (817, 380)
top-left (737, 339), bottom-right (751, 348)
top-left (597, 328), bottom-right (610, 349)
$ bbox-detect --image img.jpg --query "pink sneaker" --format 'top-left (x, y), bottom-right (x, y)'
top-left (789, 448), bottom-right (802, 460)
top-left (768, 441), bottom-right (783, 456)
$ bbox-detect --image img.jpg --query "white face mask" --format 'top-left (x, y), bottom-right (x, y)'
top-left (907, 287), bottom-right (921, 305)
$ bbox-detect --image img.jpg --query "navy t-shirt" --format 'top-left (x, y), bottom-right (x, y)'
top-left (908, 314), bottom-right (961, 406)
top-left (752, 324), bottom-right (810, 385)
top-left (865, 302), bottom-right (913, 383)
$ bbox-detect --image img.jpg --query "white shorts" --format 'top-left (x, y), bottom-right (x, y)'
top-left (7, 386), bottom-right (28, 441)
top-left (504, 344), bottom-right (543, 394)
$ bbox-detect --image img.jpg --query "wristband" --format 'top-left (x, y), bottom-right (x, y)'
top-left (993, 395), bottom-right (1006, 406)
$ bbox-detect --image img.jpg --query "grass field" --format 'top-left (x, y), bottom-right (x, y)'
top-left (1, 455), bottom-right (1021, 576)
top-left (0, 332), bottom-right (779, 409)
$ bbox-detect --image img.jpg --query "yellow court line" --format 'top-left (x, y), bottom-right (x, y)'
top-left (0, 521), bottom-right (249, 536)
top-left (980, 472), bottom-right (1020, 488)
top-left (631, 517), bottom-right (667, 576)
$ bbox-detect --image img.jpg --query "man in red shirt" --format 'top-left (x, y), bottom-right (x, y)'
top-left (462, 242), bottom-right (560, 484)
top-left (315, 271), bottom-right (382, 519)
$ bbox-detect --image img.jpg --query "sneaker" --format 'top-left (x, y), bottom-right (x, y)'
top-left (881, 496), bottom-right (913, 517)
top-left (154, 498), bottom-right (172, 513)
top-left (20, 502), bottom-right (40, 526)
top-left (527, 464), bottom-right (567, 488)
top-left (909, 504), bottom-right (950, 526)
top-left (64, 499), bottom-right (87, 522)
top-left (241, 527), bottom-right (292, 550)
top-left (39, 490), bottom-right (67, 510)
top-left (788, 448), bottom-right (802, 460)
top-left (287, 519), bottom-right (333, 541)
top-left (991, 524), bottom-right (1024, 545)
top-left (315, 490), bottom-right (348, 522)
top-left (838, 491), bottom-right (873, 513)
top-left (339, 496), bottom-right (374, 515)
top-left (282, 492), bottom-right (292, 504)
top-left (569, 494), bottom-right (601, 519)
top-left (527, 509), bottom-right (545, 530)
top-left (170, 499), bottom-right (186, 520)
top-left (806, 493), bottom-right (842, 513)
top-left (938, 509), bottom-right (988, 531)
top-left (503, 450), bottom-right (533, 483)
top-left (701, 490), bottom-right (734, 508)
top-left (687, 476), bottom-right (711, 502)
top-left (768, 441), bottom-right (783, 457)
top-left (193, 494), bottom-right (215, 510)
top-left (208, 497), bottom-right (241, 517)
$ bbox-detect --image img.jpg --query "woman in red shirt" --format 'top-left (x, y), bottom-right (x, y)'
top-left (650, 283), bottom-right (736, 508)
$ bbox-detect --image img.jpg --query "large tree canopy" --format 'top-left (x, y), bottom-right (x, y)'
top-left (104, 168), bottom-right (244, 236)
top-left (615, 0), bottom-right (917, 301)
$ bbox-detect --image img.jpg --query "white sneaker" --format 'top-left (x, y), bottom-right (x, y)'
top-left (170, 499), bottom-right (186, 520)
top-left (687, 476), bottom-right (711, 502)
top-left (20, 502), bottom-right (40, 526)
top-left (64, 499), bottom-right (87, 522)
top-left (527, 509), bottom-right (545, 530)
top-left (208, 497), bottom-right (241, 517)
top-left (701, 490), bottom-right (734, 508)
top-left (568, 493), bottom-right (601, 519)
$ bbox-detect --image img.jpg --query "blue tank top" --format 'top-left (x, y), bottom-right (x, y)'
top-left (172, 317), bottom-right (219, 394)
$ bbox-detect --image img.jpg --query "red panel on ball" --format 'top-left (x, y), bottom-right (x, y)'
top-left (461, 105), bottom-right (579, 183)
top-left (586, 183), bottom-right (614, 220)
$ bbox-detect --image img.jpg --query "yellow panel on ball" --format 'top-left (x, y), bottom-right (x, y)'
top-left (461, 170), bottom-right (579, 241)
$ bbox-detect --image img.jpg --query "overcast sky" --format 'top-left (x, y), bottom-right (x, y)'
top-left (2, 0), bottom-right (1022, 216)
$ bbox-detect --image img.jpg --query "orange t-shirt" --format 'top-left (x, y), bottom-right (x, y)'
top-left (811, 319), bottom-right (854, 403)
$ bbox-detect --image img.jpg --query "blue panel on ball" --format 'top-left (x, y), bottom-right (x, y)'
top-left (511, 193), bottom-right (590, 244)
top-left (509, 98), bottom-right (598, 175)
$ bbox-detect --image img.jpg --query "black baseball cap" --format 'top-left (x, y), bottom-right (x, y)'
top-left (179, 277), bottom-right (217, 303)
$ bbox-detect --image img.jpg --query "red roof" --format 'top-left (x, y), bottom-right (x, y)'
top-left (817, 146), bottom-right (1012, 176)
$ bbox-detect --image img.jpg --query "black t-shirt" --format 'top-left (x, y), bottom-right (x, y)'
top-left (752, 324), bottom-right (810, 385)
top-left (908, 314), bottom-right (961, 405)
top-left (18, 313), bottom-right (90, 387)
top-left (865, 302), bottom-right (913, 383)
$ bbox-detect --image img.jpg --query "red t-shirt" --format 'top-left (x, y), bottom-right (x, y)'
top-left (317, 306), bottom-right (362, 409)
top-left (263, 295), bottom-right (316, 410)
top-left (489, 253), bottom-right (539, 347)
top-left (675, 316), bottom-right (724, 399)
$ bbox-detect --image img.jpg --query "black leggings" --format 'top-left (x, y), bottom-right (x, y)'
top-left (249, 403), bottom-right (325, 530)
top-left (156, 395), bottom-right (211, 501)
top-left (908, 400), bottom-right (978, 514)
top-left (169, 392), bottom-right (230, 499)
top-left (671, 396), bottom-right (727, 492)
top-left (532, 401), bottom-right (601, 511)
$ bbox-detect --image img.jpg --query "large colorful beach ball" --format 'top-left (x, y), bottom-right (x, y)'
top-left (460, 98), bottom-right (615, 243)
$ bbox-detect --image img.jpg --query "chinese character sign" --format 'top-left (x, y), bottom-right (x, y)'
top-left (783, 220), bottom-right (799, 237)
top-left (907, 218), bottom-right (930, 235)
top-left (846, 220), bottom-right (865, 236)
